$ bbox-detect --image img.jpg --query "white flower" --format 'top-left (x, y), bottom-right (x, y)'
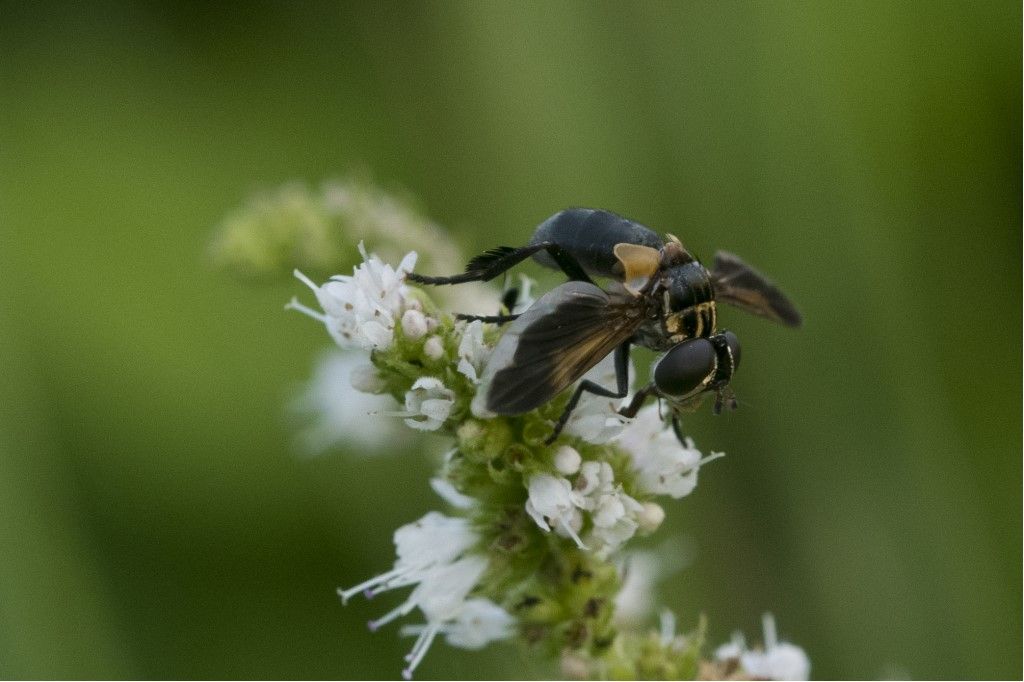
top-left (587, 487), bottom-right (644, 558)
top-left (714, 636), bottom-right (745, 662)
top-left (291, 350), bottom-right (407, 455)
top-left (574, 460), bottom-right (615, 498)
top-left (590, 514), bottom-right (640, 559)
top-left (562, 353), bottom-right (633, 444)
top-left (591, 491), bottom-right (629, 528)
top-left (716, 614), bottom-right (811, 681)
top-left (572, 460), bottom-right (644, 557)
top-left (403, 597), bottom-right (514, 651)
top-left (403, 377), bottom-right (455, 431)
top-left (287, 242), bottom-right (418, 351)
top-left (337, 512), bottom-right (476, 603)
top-left (349, 361), bottom-right (387, 394)
top-left (613, 551), bottom-right (662, 627)
top-left (524, 473), bottom-right (588, 549)
top-left (374, 556), bottom-right (488, 679)
top-left (455, 320), bottom-right (490, 384)
top-left (338, 513), bottom-right (503, 680)
top-left (616, 405), bottom-right (724, 498)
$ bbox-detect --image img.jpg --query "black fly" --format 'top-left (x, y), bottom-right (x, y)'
top-left (408, 208), bottom-right (801, 443)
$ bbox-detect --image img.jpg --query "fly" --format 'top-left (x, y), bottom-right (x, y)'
top-left (407, 208), bottom-right (801, 443)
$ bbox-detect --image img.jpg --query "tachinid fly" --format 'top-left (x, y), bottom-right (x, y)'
top-left (408, 208), bottom-right (801, 443)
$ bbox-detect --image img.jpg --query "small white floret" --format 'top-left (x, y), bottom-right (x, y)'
top-left (403, 377), bottom-right (455, 431)
top-left (349, 362), bottom-right (387, 394)
top-left (455, 320), bottom-right (489, 384)
top-left (291, 351), bottom-right (405, 455)
top-left (613, 551), bottom-right (662, 626)
top-left (524, 473), bottom-right (588, 549)
top-left (715, 613), bottom-right (811, 681)
top-left (616, 405), bottom-right (724, 499)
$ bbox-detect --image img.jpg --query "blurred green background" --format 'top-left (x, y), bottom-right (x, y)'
top-left (0, 2), bottom-right (1019, 679)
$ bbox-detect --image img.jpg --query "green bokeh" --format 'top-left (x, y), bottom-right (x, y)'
top-left (0, 2), bottom-right (1018, 679)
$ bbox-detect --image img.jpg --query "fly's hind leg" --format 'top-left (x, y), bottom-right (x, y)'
top-left (407, 241), bottom-right (593, 286)
top-left (455, 312), bottom-right (520, 324)
top-left (545, 342), bottom-right (631, 445)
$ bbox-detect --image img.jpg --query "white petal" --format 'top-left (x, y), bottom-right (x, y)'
top-left (442, 598), bottom-right (514, 649)
top-left (429, 478), bottom-right (475, 510)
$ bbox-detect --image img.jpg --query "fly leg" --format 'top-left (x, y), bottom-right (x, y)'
top-left (618, 384), bottom-right (659, 418)
top-left (408, 241), bottom-right (593, 286)
top-left (545, 342), bottom-right (630, 445)
top-left (620, 384), bottom-right (691, 446)
top-left (452, 275), bottom-right (523, 325)
top-left (455, 312), bottom-right (520, 324)
top-left (671, 414), bottom-right (686, 445)
top-left (500, 283), bottom-right (520, 312)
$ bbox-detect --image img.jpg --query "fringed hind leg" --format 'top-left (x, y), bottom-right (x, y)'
top-left (407, 241), bottom-right (592, 286)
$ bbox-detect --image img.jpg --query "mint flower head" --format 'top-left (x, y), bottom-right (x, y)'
top-left (285, 239), bottom-right (808, 679)
top-left (288, 243), bottom-right (419, 351)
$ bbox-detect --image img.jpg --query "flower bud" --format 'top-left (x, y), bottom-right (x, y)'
top-left (401, 309), bottom-right (429, 340)
top-left (424, 335), bottom-right (445, 360)
top-left (553, 445), bottom-right (582, 475)
top-left (637, 502), bottom-right (666, 534)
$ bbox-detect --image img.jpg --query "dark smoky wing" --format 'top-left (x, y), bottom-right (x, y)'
top-left (710, 251), bottom-right (803, 327)
top-left (482, 281), bottom-right (642, 415)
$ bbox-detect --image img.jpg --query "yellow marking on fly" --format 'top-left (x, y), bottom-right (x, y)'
top-left (613, 243), bottom-right (660, 295)
top-left (694, 301), bottom-right (717, 335)
top-left (664, 311), bottom-right (683, 334)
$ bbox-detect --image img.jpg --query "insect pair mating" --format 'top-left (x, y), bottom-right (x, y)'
top-left (408, 208), bottom-right (801, 444)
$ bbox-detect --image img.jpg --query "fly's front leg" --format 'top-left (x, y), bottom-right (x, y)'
top-left (407, 241), bottom-right (593, 286)
top-left (671, 414), bottom-right (686, 445)
top-left (546, 342), bottom-right (631, 445)
top-left (618, 383), bottom-right (659, 419)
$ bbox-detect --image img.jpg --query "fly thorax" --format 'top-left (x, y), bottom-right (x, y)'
top-left (661, 263), bottom-right (716, 340)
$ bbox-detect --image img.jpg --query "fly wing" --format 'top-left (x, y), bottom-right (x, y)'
top-left (710, 251), bottom-right (803, 327)
top-left (478, 281), bottom-right (643, 415)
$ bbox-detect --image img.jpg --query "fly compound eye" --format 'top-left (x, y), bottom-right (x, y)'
top-left (654, 339), bottom-right (716, 397)
top-left (724, 330), bottom-right (741, 369)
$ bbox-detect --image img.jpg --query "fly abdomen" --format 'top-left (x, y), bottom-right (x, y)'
top-left (529, 208), bottom-right (664, 279)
